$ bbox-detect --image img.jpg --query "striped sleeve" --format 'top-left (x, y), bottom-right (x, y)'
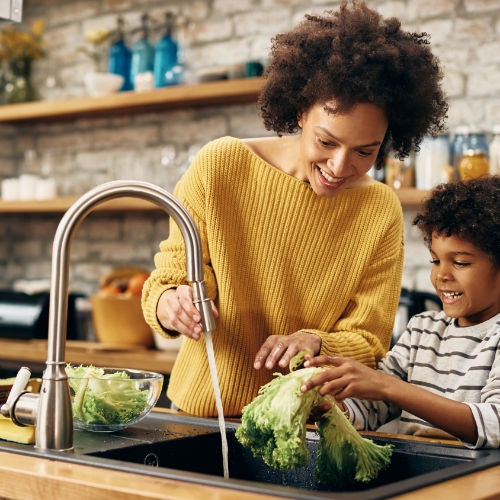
top-left (463, 346), bottom-right (500, 449)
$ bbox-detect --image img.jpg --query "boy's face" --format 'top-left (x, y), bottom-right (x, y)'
top-left (430, 233), bottom-right (500, 327)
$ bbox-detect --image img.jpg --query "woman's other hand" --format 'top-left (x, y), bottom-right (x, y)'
top-left (157, 285), bottom-right (219, 340)
top-left (253, 331), bottom-right (321, 370)
top-left (300, 355), bottom-right (390, 402)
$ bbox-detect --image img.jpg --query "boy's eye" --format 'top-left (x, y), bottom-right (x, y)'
top-left (454, 261), bottom-right (470, 268)
top-left (430, 259), bottom-right (439, 265)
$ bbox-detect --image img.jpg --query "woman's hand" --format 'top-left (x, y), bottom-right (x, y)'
top-left (253, 331), bottom-right (321, 371)
top-left (157, 285), bottom-right (219, 340)
top-left (300, 355), bottom-right (391, 401)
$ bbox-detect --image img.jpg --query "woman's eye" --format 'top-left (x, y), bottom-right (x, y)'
top-left (358, 150), bottom-right (374, 157)
top-left (430, 259), bottom-right (439, 265)
top-left (317, 137), bottom-right (332, 147)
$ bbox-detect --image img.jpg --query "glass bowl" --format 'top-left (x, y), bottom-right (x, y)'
top-left (66, 366), bottom-right (163, 433)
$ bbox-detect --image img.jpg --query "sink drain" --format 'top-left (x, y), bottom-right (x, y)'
top-left (144, 453), bottom-right (159, 467)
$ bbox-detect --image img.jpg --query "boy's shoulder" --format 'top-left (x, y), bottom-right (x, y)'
top-left (409, 310), bottom-right (452, 333)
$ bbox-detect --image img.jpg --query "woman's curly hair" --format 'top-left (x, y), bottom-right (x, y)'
top-left (258, 1), bottom-right (448, 169)
top-left (412, 177), bottom-right (500, 268)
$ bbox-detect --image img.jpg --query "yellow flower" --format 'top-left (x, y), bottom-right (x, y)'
top-left (85, 29), bottom-right (110, 45)
top-left (0, 18), bottom-right (45, 62)
top-left (32, 19), bottom-right (44, 38)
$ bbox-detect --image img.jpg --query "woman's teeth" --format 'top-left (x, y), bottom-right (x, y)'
top-left (319, 167), bottom-right (343, 183)
top-left (443, 292), bottom-right (462, 299)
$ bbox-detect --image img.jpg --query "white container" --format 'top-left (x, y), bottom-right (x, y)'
top-left (152, 329), bottom-right (184, 351)
top-left (1, 178), bottom-right (19, 201)
top-left (18, 174), bottom-right (40, 201)
top-left (84, 72), bottom-right (124, 98)
top-left (489, 124), bottom-right (500, 176)
top-left (415, 136), bottom-right (450, 189)
top-left (35, 177), bottom-right (57, 200)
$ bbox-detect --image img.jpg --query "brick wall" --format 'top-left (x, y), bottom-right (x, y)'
top-left (1, 0), bottom-right (500, 295)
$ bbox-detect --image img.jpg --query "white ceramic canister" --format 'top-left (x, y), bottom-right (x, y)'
top-left (1, 178), bottom-right (19, 201)
top-left (415, 135), bottom-right (450, 189)
top-left (18, 174), bottom-right (40, 201)
top-left (35, 177), bottom-right (57, 200)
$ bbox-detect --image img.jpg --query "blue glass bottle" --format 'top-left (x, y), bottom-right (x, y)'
top-left (107, 17), bottom-right (132, 91)
top-left (130, 14), bottom-right (155, 89)
top-left (154, 12), bottom-right (178, 88)
top-left (451, 125), bottom-right (469, 180)
top-left (467, 127), bottom-right (489, 156)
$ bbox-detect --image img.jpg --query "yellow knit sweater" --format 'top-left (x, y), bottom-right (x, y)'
top-left (142, 136), bottom-right (404, 417)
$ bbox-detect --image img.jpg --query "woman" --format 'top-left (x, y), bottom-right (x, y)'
top-left (142, 1), bottom-right (448, 417)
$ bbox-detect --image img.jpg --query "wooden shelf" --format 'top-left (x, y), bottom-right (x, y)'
top-left (0, 338), bottom-right (177, 374)
top-left (395, 187), bottom-right (428, 207)
top-left (0, 188), bottom-right (429, 213)
top-left (0, 77), bottom-right (263, 123)
top-left (0, 195), bottom-right (164, 213)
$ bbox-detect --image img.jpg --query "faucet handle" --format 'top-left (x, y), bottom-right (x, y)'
top-left (191, 281), bottom-right (216, 333)
top-left (6, 367), bottom-right (31, 406)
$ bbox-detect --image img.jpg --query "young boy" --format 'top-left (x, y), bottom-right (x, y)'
top-left (301, 176), bottom-right (500, 448)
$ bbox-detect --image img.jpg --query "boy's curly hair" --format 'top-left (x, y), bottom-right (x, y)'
top-left (412, 177), bottom-right (500, 268)
top-left (258, 1), bottom-right (448, 169)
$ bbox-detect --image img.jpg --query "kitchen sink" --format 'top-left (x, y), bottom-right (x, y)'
top-left (2, 412), bottom-right (500, 500)
top-left (79, 413), bottom-right (500, 500)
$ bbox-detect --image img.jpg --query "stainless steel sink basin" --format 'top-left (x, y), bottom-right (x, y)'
top-left (2, 412), bottom-right (500, 500)
top-left (79, 413), bottom-right (500, 499)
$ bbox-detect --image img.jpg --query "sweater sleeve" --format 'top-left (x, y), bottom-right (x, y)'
top-left (343, 326), bottom-right (412, 430)
top-left (302, 215), bottom-right (404, 368)
top-left (141, 146), bottom-right (218, 338)
top-left (463, 343), bottom-right (500, 449)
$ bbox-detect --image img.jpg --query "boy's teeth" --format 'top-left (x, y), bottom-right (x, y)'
top-left (319, 167), bottom-right (343, 183)
top-left (443, 292), bottom-right (462, 298)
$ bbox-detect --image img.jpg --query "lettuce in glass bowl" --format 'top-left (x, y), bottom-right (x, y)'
top-left (65, 364), bottom-right (163, 432)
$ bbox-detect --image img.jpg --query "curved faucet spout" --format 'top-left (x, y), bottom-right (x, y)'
top-left (31, 180), bottom-right (215, 451)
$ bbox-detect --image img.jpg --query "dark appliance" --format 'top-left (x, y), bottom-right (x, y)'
top-left (0, 290), bottom-right (83, 340)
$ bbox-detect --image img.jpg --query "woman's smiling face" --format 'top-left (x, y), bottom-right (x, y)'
top-left (297, 102), bottom-right (388, 198)
top-left (430, 233), bottom-right (500, 326)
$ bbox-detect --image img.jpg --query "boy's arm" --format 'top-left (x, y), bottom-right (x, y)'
top-left (303, 355), bottom-right (478, 444)
top-left (382, 376), bottom-right (477, 444)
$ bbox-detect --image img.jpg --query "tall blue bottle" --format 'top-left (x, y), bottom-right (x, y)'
top-left (154, 12), bottom-right (178, 88)
top-left (107, 17), bottom-right (132, 91)
top-left (130, 13), bottom-right (155, 89)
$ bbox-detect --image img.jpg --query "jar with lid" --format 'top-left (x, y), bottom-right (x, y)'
top-left (458, 149), bottom-right (489, 180)
top-left (451, 125), bottom-right (469, 180)
top-left (415, 135), bottom-right (450, 189)
top-left (489, 124), bottom-right (500, 176)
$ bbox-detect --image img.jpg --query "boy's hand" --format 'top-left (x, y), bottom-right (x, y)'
top-left (300, 355), bottom-right (391, 401)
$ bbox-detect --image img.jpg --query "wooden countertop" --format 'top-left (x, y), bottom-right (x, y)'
top-left (0, 338), bottom-right (177, 374)
top-left (0, 425), bottom-right (499, 500)
top-left (1, 342), bottom-right (500, 499)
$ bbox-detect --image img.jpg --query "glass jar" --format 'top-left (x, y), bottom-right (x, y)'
top-left (458, 149), bottom-right (489, 180)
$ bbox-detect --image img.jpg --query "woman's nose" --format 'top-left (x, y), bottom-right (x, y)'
top-left (326, 151), bottom-right (351, 176)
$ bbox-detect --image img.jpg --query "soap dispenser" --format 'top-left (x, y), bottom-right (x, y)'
top-left (154, 12), bottom-right (178, 88)
top-left (130, 13), bottom-right (155, 91)
top-left (107, 17), bottom-right (132, 91)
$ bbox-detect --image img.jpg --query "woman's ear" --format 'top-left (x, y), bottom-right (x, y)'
top-left (297, 113), bottom-right (303, 129)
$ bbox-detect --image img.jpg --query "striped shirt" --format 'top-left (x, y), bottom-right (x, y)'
top-left (344, 310), bottom-right (500, 448)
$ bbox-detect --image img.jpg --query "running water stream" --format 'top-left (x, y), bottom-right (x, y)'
top-left (204, 331), bottom-right (229, 478)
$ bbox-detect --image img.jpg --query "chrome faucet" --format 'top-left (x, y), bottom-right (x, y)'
top-left (0, 180), bottom-right (216, 451)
